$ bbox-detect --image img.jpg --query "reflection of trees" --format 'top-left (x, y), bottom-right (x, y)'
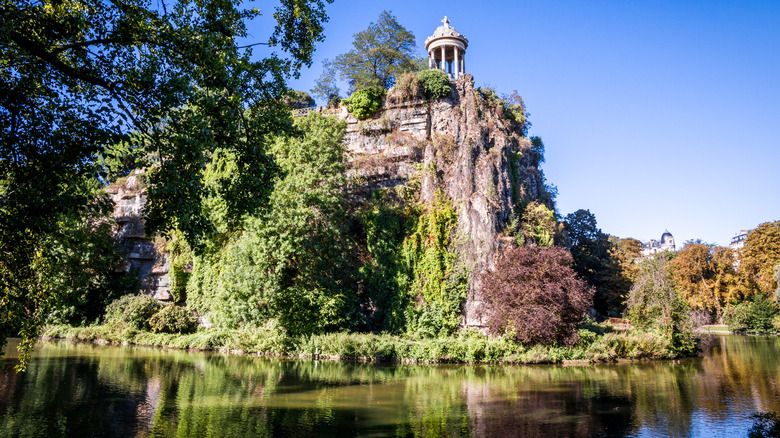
top-left (1, 336), bottom-right (780, 436)
top-left (696, 336), bottom-right (780, 415)
top-left (0, 342), bottom-right (145, 436)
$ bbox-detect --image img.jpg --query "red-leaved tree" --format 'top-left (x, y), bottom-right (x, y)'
top-left (482, 246), bottom-right (594, 345)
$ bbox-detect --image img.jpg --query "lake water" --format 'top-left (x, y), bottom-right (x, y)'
top-left (1, 335), bottom-right (778, 437)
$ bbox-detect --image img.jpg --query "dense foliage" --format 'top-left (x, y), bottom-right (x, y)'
top-left (283, 90), bottom-right (316, 109)
top-left (36, 205), bottom-right (137, 326)
top-left (723, 294), bottom-right (779, 333)
top-left (325, 10), bottom-right (420, 92)
top-left (343, 86), bottom-right (385, 120)
top-left (625, 254), bottom-right (697, 355)
top-left (482, 246), bottom-right (593, 346)
top-left (148, 305), bottom-right (198, 335)
top-left (417, 69), bottom-right (451, 99)
top-left (740, 221), bottom-right (780, 294)
top-left (397, 195), bottom-right (468, 337)
top-left (105, 294), bottom-right (161, 331)
top-left (357, 191), bottom-right (409, 332)
top-left (518, 201), bottom-right (559, 247)
top-left (1, 0), bottom-right (333, 367)
top-left (671, 243), bottom-right (740, 320)
top-left (187, 113), bottom-right (357, 335)
top-left (564, 209), bottom-right (630, 316)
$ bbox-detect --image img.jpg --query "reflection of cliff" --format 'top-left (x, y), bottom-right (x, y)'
top-left (460, 370), bottom-right (634, 437)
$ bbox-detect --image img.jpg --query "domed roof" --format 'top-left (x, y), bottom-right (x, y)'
top-left (425, 16), bottom-right (468, 48)
top-left (661, 229), bottom-right (673, 238)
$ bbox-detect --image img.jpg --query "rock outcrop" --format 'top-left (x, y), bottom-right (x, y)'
top-left (106, 172), bottom-right (172, 301)
top-left (109, 75), bottom-right (551, 328)
top-left (335, 74), bottom-right (550, 328)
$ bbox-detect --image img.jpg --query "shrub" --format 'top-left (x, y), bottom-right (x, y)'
top-left (521, 201), bottom-right (558, 247)
top-left (417, 69), bottom-right (451, 99)
top-left (148, 304), bottom-right (198, 334)
top-left (343, 86), bottom-right (384, 119)
top-left (387, 72), bottom-right (422, 103)
top-left (104, 294), bottom-right (161, 330)
top-left (481, 246), bottom-right (594, 346)
top-left (723, 294), bottom-right (779, 333)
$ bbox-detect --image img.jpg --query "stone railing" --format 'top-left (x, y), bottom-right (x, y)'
top-left (293, 106), bottom-right (325, 117)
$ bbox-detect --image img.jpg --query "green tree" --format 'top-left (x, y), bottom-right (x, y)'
top-left (331, 10), bottom-right (420, 91)
top-left (564, 209), bottom-right (626, 316)
top-left (187, 113), bottom-right (358, 335)
top-left (1, 0), bottom-right (332, 367)
top-left (625, 253), bottom-right (697, 355)
top-left (723, 294), bottom-right (779, 333)
top-left (41, 211), bottom-right (138, 326)
top-left (310, 57), bottom-right (340, 104)
top-left (740, 221), bottom-right (780, 295)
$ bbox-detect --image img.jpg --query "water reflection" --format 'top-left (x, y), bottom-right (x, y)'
top-left (1, 335), bottom-right (779, 437)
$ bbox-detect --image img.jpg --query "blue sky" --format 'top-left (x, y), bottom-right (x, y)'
top-left (250, 0), bottom-right (780, 247)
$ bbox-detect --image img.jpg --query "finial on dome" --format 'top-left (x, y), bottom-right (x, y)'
top-left (441, 16), bottom-right (450, 28)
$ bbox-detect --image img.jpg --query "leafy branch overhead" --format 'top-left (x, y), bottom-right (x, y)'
top-left (0, 0), bottom-right (332, 368)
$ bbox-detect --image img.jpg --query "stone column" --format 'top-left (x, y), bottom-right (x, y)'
top-left (454, 46), bottom-right (459, 79)
top-left (441, 45), bottom-right (446, 71)
top-left (462, 53), bottom-right (466, 75)
top-left (428, 51), bottom-right (433, 69)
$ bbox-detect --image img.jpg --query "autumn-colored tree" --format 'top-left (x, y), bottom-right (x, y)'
top-left (671, 243), bottom-right (740, 321)
top-left (740, 221), bottom-right (780, 295)
top-left (611, 237), bottom-right (643, 283)
top-left (481, 246), bottom-right (593, 346)
top-left (710, 246), bottom-right (742, 310)
top-left (774, 263), bottom-right (780, 302)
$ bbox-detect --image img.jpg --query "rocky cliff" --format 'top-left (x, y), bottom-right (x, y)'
top-left (106, 172), bottom-right (172, 302)
top-left (334, 74), bottom-right (551, 328)
top-left (110, 74), bottom-right (551, 329)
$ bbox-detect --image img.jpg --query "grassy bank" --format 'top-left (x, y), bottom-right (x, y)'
top-left (40, 323), bottom-right (689, 364)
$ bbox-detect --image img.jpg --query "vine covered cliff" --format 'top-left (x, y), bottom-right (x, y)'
top-left (110, 74), bottom-right (555, 334)
top-left (335, 74), bottom-right (554, 328)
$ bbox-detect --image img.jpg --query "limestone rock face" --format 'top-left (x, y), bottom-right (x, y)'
top-left (107, 172), bottom-right (173, 302)
top-left (339, 75), bottom-right (549, 329)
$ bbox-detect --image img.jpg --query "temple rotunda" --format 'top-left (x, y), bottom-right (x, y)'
top-left (425, 16), bottom-right (468, 79)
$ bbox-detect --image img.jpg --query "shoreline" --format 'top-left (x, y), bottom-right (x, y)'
top-left (37, 324), bottom-right (697, 366)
